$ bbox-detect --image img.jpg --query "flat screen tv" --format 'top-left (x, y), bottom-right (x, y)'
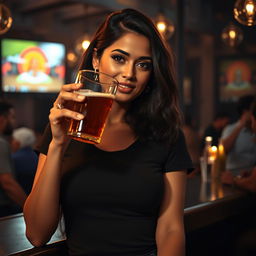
top-left (1, 38), bottom-right (66, 93)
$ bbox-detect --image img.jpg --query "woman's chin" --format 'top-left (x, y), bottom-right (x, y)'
top-left (114, 94), bottom-right (134, 105)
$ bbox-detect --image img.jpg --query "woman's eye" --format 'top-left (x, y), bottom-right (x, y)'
top-left (111, 54), bottom-right (125, 63)
top-left (137, 62), bottom-right (152, 71)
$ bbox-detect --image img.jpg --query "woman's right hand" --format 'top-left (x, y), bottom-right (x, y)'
top-left (49, 83), bottom-right (85, 146)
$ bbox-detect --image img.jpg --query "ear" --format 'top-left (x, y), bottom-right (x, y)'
top-left (92, 48), bottom-right (99, 70)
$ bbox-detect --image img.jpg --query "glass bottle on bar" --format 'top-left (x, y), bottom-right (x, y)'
top-left (200, 136), bottom-right (213, 182)
top-left (211, 139), bottom-right (226, 180)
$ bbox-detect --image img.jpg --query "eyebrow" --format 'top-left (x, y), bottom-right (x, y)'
top-left (111, 49), bottom-right (152, 61)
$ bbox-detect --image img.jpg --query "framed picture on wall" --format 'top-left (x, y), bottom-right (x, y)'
top-left (217, 56), bottom-right (256, 102)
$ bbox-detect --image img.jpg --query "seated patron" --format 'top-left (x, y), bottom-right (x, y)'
top-left (11, 127), bottom-right (38, 194)
top-left (0, 100), bottom-right (27, 217)
top-left (182, 114), bottom-right (200, 176)
top-left (222, 98), bottom-right (256, 193)
top-left (221, 95), bottom-right (256, 172)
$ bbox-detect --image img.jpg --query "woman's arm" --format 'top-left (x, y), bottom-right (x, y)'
top-left (156, 170), bottom-right (187, 256)
top-left (23, 82), bottom-right (85, 247)
top-left (23, 145), bottom-right (64, 247)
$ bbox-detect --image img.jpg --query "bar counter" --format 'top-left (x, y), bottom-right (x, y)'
top-left (1, 175), bottom-right (255, 256)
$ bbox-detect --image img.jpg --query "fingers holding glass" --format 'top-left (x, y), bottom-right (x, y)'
top-left (56, 83), bottom-right (85, 105)
top-left (50, 83), bottom-right (85, 127)
top-left (50, 105), bottom-right (85, 126)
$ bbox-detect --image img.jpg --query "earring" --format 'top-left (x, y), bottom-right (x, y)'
top-left (94, 67), bottom-right (99, 81)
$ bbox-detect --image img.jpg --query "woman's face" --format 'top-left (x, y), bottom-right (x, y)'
top-left (93, 32), bottom-right (152, 103)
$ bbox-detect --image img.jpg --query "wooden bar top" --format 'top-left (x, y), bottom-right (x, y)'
top-left (1, 175), bottom-right (255, 256)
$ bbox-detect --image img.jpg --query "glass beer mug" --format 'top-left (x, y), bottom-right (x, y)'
top-left (67, 69), bottom-right (118, 144)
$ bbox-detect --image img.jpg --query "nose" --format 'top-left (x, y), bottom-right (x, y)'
top-left (122, 62), bottom-right (136, 80)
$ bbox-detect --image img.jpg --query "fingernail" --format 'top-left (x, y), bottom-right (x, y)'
top-left (77, 94), bottom-right (85, 100)
top-left (76, 83), bottom-right (82, 88)
top-left (77, 114), bottom-right (84, 119)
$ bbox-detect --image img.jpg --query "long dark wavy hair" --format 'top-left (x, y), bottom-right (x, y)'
top-left (79, 8), bottom-right (182, 143)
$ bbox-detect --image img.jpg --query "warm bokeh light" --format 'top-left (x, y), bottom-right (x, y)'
top-left (82, 40), bottom-right (90, 50)
top-left (209, 146), bottom-right (218, 163)
top-left (211, 146), bottom-right (218, 153)
top-left (157, 21), bottom-right (167, 32)
top-left (221, 23), bottom-right (243, 47)
top-left (0, 4), bottom-right (13, 34)
top-left (218, 144), bottom-right (225, 156)
top-left (155, 13), bottom-right (175, 39)
top-left (205, 136), bottom-right (213, 142)
top-left (234, 0), bottom-right (256, 26)
top-left (75, 34), bottom-right (91, 54)
top-left (229, 30), bottom-right (236, 39)
top-left (66, 51), bottom-right (78, 67)
top-left (67, 51), bottom-right (77, 63)
top-left (245, 1), bottom-right (255, 15)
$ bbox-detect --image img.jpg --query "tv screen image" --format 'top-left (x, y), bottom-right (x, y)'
top-left (2, 39), bottom-right (66, 93)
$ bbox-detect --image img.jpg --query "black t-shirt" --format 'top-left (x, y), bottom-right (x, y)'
top-left (38, 125), bottom-right (193, 256)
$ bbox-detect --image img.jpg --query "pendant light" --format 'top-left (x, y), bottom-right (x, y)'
top-left (155, 0), bottom-right (175, 40)
top-left (155, 13), bottom-right (175, 39)
top-left (234, 0), bottom-right (256, 26)
top-left (75, 34), bottom-right (91, 54)
top-left (221, 23), bottom-right (243, 47)
top-left (0, 3), bottom-right (12, 35)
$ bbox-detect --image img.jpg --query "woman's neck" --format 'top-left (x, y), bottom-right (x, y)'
top-left (107, 101), bottom-right (130, 125)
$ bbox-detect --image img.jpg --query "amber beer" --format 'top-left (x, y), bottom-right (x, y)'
top-left (67, 90), bottom-right (115, 144)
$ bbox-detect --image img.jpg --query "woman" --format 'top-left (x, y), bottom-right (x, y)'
top-left (23, 9), bottom-right (192, 256)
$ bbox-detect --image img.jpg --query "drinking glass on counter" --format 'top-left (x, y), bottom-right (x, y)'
top-left (67, 69), bottom-right (118, 144)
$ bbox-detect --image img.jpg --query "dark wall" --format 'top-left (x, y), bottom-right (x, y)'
top-left (4, 92), bottom-right (58, 134)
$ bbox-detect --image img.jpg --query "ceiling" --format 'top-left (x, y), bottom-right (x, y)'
top-left (5, 0), bottom-right (175, 45)
top-left (3, 0), bottom-right (256, 51)
top-left (6, 0), bottom-right (176, 30)
top-left (5, 0), bottom-right (235, 35)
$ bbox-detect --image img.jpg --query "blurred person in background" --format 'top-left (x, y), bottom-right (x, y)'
top-left (0, 100), bottom-right (27, 217)
top-left (221, 95), bottom-right (256, 173)
top-left (182, 114), bottom-right (200, 176)
top-left (201, 111), bottom-right (230, 149)
top-left (222, 98), bottom-right (256, 192)
top-left (11, 127), bottom-right (38, 195)
top-left (222, 98), bottom-right (256, 256)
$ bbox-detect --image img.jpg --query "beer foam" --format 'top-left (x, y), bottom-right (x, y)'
top-left (75, 89), bottom-right (115, 99)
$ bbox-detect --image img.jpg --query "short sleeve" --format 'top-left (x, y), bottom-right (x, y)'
top-left (164, 130), bottom-right (194, 173)
top-left (35, 123), bottom-right (52, 155)
top-left (221, 124), bottom-right (233, 139)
